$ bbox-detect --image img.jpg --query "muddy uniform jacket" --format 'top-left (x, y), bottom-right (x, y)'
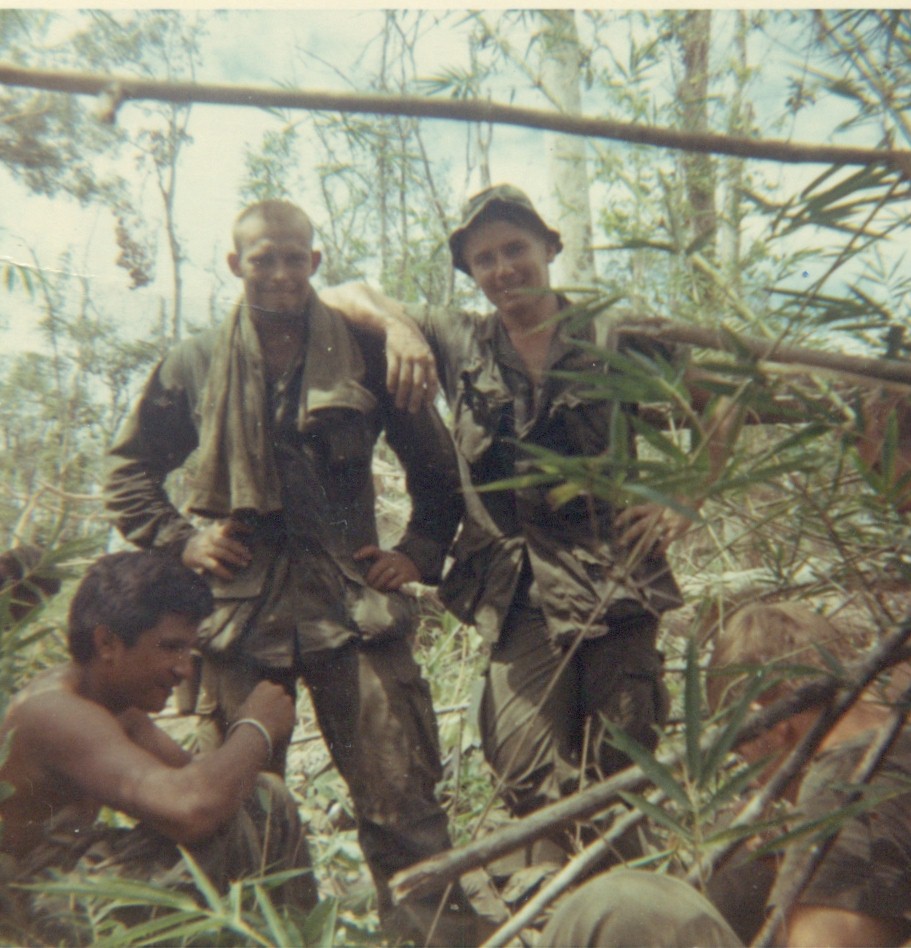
top-left (406, 302), bottom-right (684, 645)
top-left (106, 300), bottom-right (463, 667)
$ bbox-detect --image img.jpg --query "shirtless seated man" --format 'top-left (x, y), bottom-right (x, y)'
top-left (0, 551), bottom-right (316, 944)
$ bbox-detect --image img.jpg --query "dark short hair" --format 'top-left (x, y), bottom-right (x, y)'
top-left (68, 552), bottom-right (213, 664)
top-left (232, 199), bottom-right (314, 254)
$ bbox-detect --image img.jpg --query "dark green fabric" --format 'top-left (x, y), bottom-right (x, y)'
top-left (539, 869), bottom-right (743, 947)
top-left (407, 302), bottom-right (684, 647)
top-left (480, 603), bottom-right (667, 823)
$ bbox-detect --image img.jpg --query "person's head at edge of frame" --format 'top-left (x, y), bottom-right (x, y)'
top-left (0, 544), bottom-right (62, 624)
top-left (706, 601), bottom-right (860, 788)
top-left (67, 551), bottom-right (213, 714)
top-left (448, 184), bottom-right (564, 324)
top-left (229, 200), bottom-right (323, 322)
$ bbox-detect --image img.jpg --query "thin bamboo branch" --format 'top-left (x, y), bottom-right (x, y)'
top-left (482, 793), bottom-right (664, 948)
top-left (615, 315), bottom-right (911, 387)
top-left (1, 63), bottom-right (910, 172)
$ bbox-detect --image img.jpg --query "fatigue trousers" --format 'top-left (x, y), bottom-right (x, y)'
top-left (6, 774), bottom-right (315, 946)
top-left (479, 603), bottom-right (668, 859)
top-left (197, 637), bottom-right (481, 946)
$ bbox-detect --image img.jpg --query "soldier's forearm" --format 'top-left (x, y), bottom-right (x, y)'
top-left (320, 282), bottom-right (410, 335)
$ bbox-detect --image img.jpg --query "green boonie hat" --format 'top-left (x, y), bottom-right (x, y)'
top-left (448, 183), bottom-right (563, 275)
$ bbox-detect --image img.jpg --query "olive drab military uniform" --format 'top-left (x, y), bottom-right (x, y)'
top-left (105, 297), bottom-right (479, 945)
top-left (406, 300), bottom-right (681, 836)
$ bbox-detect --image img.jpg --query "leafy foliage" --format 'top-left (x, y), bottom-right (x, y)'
top-left (12, 853), bottom-right (338, 947)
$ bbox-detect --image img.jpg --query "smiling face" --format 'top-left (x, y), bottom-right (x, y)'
top-left (228, 211), bottom-right (322, 320)
top-left (462, 218), bottom-right (557, 324)
top-left (97, 613), bottom-right (199, 714)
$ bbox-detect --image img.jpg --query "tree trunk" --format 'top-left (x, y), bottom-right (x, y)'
top-left (539, 10), bottom-right (595, 286)
top-left (719, 11), bottom-right (750, 294)
top-left (677, 10), bottom-right (716, 257)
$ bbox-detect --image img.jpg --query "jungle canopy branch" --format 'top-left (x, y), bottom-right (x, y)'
top-left (1, 63), bottom-right (910, 173)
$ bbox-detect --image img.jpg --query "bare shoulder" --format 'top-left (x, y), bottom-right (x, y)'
top-left (3, 666), bottom-right (127, 756)
top-left (3, 665), bottom-right (75, 727)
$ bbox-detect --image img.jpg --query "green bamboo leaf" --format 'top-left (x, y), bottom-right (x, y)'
top-left (300, 896), bottom-right (340, 948)
top-left (703, 813), bottom-right (789, 851)
top-left (704, 758), bottom-right (769, 811)
top-left (701, 672), bottom-right (771, 780)
top-left (140, 916), bottom-right (244, 946)
top-left (610, 404), bottom-right (630, 470)
top-left (803, 164), bottom-right (891, 209)
top-left (93, 909), bottom-right (204, 947)
top-left (546, 481), bottom-right (586, 508)
top-left (750, 788), bottom-right (898, 860)
top-left (601, 719), bottom-right (690, 808)
top-left (228, 878), bottom-right (244, 923)
top-left (684, 637), bottom-right (702, 783)
top-left (627, 415), bottom-right (689, 463)
top-left (621, 484), bottom-right (701, 523)
top-left (618, 790), bottom-right (692, 841)
top-left (253, 882), bottom-right (291, 946)
top-left (177, 846), bottom-right (223, 911)
top-left (255, 867), bottom-right (316, 889)
top-left (22, 876), bottom-right (197, 910)
top-left (798, 163), bottom-right (843, 202)
top-left (473, 474), bottom-right (559, 494)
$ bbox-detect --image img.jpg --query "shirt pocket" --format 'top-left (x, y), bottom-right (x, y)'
top-left (453, 366), bottom-right (513, 466)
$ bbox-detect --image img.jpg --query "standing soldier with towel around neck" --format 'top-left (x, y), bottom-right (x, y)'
top-left (105, 199), bottom-right (483, 946)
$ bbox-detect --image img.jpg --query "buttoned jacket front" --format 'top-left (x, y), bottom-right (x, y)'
top-left (408, 301), bottom-right (683, 645)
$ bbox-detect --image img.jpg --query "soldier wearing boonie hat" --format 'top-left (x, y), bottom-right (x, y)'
top-left (448, 184), bottom-right (563, 275)
top-left (321, 181), bottom-right (692, 873)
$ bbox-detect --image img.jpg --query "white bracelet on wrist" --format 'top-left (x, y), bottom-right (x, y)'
top-left (227, 717), bottom-right (273, 760)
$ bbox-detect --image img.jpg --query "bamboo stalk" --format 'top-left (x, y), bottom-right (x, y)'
top-left (2, 63), bottom-right (910, 172)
